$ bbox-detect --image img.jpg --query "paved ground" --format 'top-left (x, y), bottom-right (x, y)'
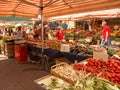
top-left (0, 54), bottom-right (49, 90)
top-left (0, 54), bottom-right (8, 61)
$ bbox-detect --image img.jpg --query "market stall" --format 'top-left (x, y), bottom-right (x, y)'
top-left (0, 1), bottom-right (120, 89)
top-left (35, 57), bottom-right (120, 90)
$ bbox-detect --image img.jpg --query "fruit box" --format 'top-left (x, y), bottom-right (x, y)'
top-left (93, 49), bottom-right (108, 61)
top-left (50, 62), bottom-right (77, 84)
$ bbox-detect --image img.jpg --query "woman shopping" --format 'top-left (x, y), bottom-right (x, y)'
top-left (56, 26), bottom-right (64, 40)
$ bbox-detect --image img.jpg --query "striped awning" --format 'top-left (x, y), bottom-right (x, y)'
top-left (0, 0), bottom-right (120, 18)
top-left (49, 8), bottom-right (120, 21)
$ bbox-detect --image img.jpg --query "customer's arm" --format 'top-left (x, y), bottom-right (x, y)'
top-left (105, 31), bottom-right (108, 42)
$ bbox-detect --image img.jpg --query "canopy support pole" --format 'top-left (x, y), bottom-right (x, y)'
top-left (39, 0), bottom-right (73, 71)
top-left (40, 0), bottom-right (44, 54)
top-left (40, 0), bottom-right (50, 71)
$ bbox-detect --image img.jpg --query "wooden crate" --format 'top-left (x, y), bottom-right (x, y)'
top-left (55, 57), bottom-right (71, 64)
top-left (4, 43), bottom-right (14, 58)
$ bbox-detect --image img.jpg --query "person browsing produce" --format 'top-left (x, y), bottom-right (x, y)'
top-left (100, 21), bottom-right (112, 48)
top-left (56, 26), bottom-right (64, 40)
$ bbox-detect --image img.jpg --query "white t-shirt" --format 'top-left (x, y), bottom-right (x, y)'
top-left (15, 30), bottom-right (23, 39)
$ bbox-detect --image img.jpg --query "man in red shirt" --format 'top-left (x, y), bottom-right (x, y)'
top-left (100, 21), bottom-right (112, 48)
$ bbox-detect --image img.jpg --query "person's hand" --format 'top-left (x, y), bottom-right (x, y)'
top-left (105, 39), bottom-right (108, 42)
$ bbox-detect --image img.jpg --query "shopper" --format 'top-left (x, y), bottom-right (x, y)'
top-left (56, 26), bottom-right (64, 40)
top-left (26, 28), bottom-right (35, 40)
top-left (100, 21), bottom-right (112, 48)
top-left (15, 26), bottom-right (23, 39)
top-left (0, 29), bottom-right (2, 35)
top-left (34, 26), bottom-right (41, 39)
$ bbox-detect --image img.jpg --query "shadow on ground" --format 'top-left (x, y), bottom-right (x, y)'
top-left (0, 56), bottom-right (49, 90)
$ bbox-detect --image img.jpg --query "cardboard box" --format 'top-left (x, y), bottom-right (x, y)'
top-left (93, 49), bottom-right (108, 61)
top-left (60, 44), bottom-right (70, 52)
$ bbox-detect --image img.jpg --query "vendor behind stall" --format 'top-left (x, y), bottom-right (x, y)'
top-left (14, 26), bottom-right (23, 40)
top-left (26, 28), bottom-right (35, 40)
top-left (34, 26), bottom-right (41, 39)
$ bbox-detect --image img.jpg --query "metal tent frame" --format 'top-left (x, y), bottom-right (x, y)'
top-left (38, 0), bottom-right (72, 71)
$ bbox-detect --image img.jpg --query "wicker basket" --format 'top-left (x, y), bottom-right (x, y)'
top-left (50, 62), bottom-right (77, 84)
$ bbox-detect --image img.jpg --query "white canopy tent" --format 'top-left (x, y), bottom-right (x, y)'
top-left (49, 8), bottom-right (120, 21)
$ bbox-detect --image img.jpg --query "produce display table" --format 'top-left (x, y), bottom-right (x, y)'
top-left (0, 40), bottom-right (4, 54)
top-left (4, 40), bottom-right (14, 58)
top-left (28, 44), bottom-right (89, 63)
top-left (28, 45), bottom-right (61, 58)
top-left (0, 40), bottom-right (14, 58)
top-left (35, 74), bottom-right (70, 90)
top-left (14, 44), bottom-right (28, 62)
top-left (62, 52), bottom-right (90, 63)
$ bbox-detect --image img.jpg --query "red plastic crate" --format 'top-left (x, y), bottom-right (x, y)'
top-left (14, 44), bottom-right (28, 62)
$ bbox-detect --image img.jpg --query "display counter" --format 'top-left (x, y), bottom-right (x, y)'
top-left (0, 40), bottom-right (14, 58)
top-left (27, 40), bottom-right (89, 63)
top-left (62, 52), bottom-right (90, 63)
top-left (28, 45), bottom-right (61, 58)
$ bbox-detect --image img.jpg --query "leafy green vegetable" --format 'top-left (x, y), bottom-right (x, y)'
top-left (48, 78), bottom-right (59, 89)
top-left (107, 48), bottom-right (116, 56)
top-left (62, 85), bottom-right (76, 90)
